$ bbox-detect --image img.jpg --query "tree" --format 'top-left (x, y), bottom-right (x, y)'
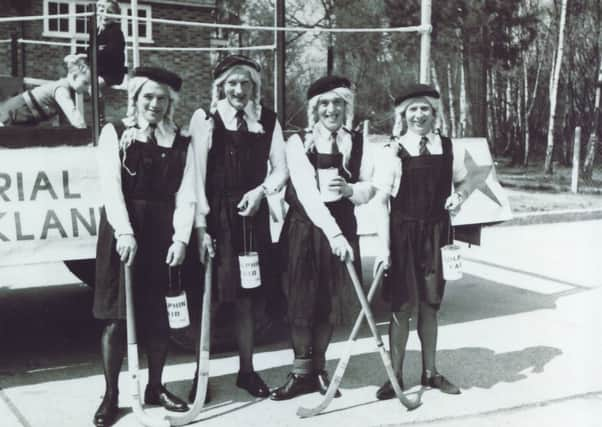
top-left (543, 0), bottom-right (568, 174)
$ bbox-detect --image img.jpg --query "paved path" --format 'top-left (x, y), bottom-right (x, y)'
top-left (0, 220), bottom-right (600, 426)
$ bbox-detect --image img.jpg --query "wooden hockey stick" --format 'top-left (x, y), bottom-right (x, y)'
top-left (342, 261), bottom-right (421, 410)
top-left (167, 259), bottom-right (213, 426)
top-left (297, 264), bottom-right (386, 418)
top-left (124, 264), bottom-right (171, 427)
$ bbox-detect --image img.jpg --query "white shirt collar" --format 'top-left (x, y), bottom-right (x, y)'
top-left (216, 98), bottom-right (263, 133)
top-left (135, 115), bottom-right (175, 142)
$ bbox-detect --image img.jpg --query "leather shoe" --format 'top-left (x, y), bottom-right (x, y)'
top-left (144, 385), bottom-right (189, 412)
top-left (93, 393), bottom-right (118, 426)
top-left (270, 373), bottom-right (317, 401)
top-left (376, 376), bottom-right (404, 400)
top-left (315, 370), bottom-right (341, 398)
top-left (236, 371), bottom-right (269, 398)
top-left (188, 375), bottom-right (211, 404)
top-left (421, 372), bottom-right (461, 395)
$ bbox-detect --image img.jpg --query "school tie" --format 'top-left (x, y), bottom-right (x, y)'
top-left (330, 131), bottom-right (339, 154)
top-left (148, 123), bottom-right (158, 145)
top-left (419, 135), bottom-right (429, 156)
top-left (236, 109), bottom-right (248, 132)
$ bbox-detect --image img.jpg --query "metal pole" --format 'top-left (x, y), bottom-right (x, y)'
top-left (10, 34), bottom-right (18, 76)
top-left (419, 0), bottom-right (432, 83)
top-left (89, 3), bottom-right (100, 145)
top-left (275, 0), bottom-right (286, 125)
top-left (571, 126), bottom-right (581, 193)
top-left (131, 0), bottom-right (140, 68)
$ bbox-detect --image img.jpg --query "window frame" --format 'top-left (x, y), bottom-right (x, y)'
top-left (42, 0), bottom-right (153, 43)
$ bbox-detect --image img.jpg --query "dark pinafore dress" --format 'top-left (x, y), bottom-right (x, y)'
top-left (93, 121), bottom-right (191, 336)
top-left (282, 130), bottom-right (363, 327)
top-left (205, 108), bottom-right (277, 302)
top-left (383, 135), bottom-right (454, 312)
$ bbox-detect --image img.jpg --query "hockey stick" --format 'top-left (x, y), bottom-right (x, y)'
top-left (124, 264), bottom-right (171, 427)
top-left (297, 263), bottom-right (386, 418)
top-left (347, 261), bottom-right (421, 410)
top-left (167, 259), bottom-right (213, 425)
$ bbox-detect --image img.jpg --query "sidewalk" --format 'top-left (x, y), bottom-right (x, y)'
top-left (1, 220), bottom-right (600, 426)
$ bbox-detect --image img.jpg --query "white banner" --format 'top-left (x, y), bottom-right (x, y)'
top-left (0, 145), bottom-right (101, 266)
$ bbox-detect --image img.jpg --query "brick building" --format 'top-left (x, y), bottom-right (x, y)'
top-left (0, 0), bottom-right (218, 127)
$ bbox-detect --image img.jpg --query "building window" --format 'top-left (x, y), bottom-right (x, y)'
top-left (43, 1), bottom-right (153, 43)
top-left (122, 5), bottom-right (153, 43)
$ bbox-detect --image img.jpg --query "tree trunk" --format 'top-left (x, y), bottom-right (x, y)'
top-left (582, 0), bottom-right (601, 180)
top-left (523, 59), bottom-right (530, 166)
top-left (447, 62), bottom-right (457, 138)
top-left (544, 0), bottom-right (569, 174)
top-left (487, 68), bottom-right (496, 153)
top-left (459, 40), bottom-right (473, 137)
top-left (431, 63), bottom-right (449, 135)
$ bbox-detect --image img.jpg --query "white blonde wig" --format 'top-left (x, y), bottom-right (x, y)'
top-left (123, 76), bottom-right (179, 130)
top-left (209, 64), bottom-right (262, 118)
top-left (64, 53), bottom-right (89, 76)
top-left (307, 86), bottom-right (354, 131)
top-left (392, 95), bottom-right (441, 137)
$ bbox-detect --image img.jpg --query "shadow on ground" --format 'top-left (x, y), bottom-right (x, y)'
top-left (0, 266), bottom-right (568, 391)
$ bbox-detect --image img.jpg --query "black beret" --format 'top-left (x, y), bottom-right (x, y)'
top-left (394, 83), bottom-right (440, 106)
top-left (213, 54), bottom-right (261, 79)
top-left (133, 66), bottom-right (182, 91)
top-left (307, 75), bottom-right (352, 100)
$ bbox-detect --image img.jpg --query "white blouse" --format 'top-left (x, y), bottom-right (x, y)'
top-left (372, 130), bottom-right (468, 197)
top-left (286, 122), bottom-right (375, 239)
top-left (188, 99), bottom-right (288, 228)
top-left (97, 115), bottom-right (197, 244)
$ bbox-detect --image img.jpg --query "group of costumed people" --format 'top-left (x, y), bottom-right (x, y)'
top-left (0, 7), bottom-right (469, 423)
top-left (87, 53), bottom-right (469, 427)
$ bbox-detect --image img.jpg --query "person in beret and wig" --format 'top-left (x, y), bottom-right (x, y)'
top-left (188, 54), bottom-right (288, 398)
top-left (92, 66), bottom-right (196, 426)
top-left (270, 75), bottom-right (374, 401)
top-left (372, 83), bottom-right (469, 400)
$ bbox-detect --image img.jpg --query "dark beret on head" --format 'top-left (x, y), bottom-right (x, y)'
top-left (133, 66), bottom-right (182, 91)
top-left (394, 83), bottom-right (440, 106)
top-left (307, 75), bottom-right (352, 100)
top-left (213, 54), bottom-right (261, 79)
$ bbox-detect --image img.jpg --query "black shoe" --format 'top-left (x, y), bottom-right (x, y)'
top-left (270, 373), bottom-right (317, 401)
top-left (93, 393), bottom-right (118, 426)
top-left (421, 372), bottom-right (461, 395)
top-left (376, 376), bottom-right (404, 400)
top-left (144, 385), bottom-right (190, 412)
top-left (315, 370), bottom-right (341, 398)
top-left (188, 375), bottom-right (211, 404)
top-left (236, 371), bottom-right (269, 398)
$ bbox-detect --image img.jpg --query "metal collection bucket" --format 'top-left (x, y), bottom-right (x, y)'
top-left (238, 251), bottom-right (261, 289)
top-left (166, 291), bottom-right (190, 329)
top-left (440, 244), bottom-right (462, 281)
top-left (317, 167), bottom-right (341, 202)
top-left (239, 217), bottom-right (262, 289)
top-left (165, 267), bottom-right (190, 329)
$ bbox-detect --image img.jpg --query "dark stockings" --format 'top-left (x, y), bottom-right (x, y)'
top-left (417, 302), bottom-right (438, 374)
top-left (388, 311), bottom-right (410, 375)
top-left (388, 302), bottom-right (439, 376)
top-left (290, 321), bottom-right (334, 370)
top-left (235, 297), bottom-right (255, 373)
top-left (145, 331), bottom-right (169, 390)
top-left (100, 320), bottom-right (126, 398)
top-left (311, 322), bottom-right (333, 370)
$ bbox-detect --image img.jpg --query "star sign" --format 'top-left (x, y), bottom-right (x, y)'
top-left (463, 150), bottom-right (503, 207)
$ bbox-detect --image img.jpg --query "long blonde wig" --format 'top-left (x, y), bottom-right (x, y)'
top-left (123, 76), bottom-right (179, 130)
top-left (209, 64), bottom-right (262, 118)
top-left (391, 95), bottom-right (441, 137)
top-left (306, 86), bottom-right (354, 131)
